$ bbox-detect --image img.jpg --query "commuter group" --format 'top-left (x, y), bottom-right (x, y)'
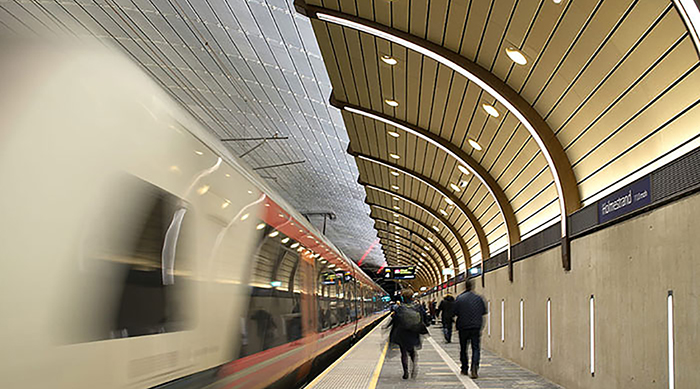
top-left (386, 279), bottom-right (487, 380)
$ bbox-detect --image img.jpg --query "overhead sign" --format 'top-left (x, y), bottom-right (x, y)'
top-left (598, 176), bottom-right (651, 224)
top-left (468, 266), bottom-right (481, 277)
top-left (382, 266), bottom-right (416, 279)
top-left (321, 272), bottom-right (340, 285)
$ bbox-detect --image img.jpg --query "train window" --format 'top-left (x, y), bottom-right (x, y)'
top-left (238, 226), bottom-right (304, 358)
top-left (77, 176), bottom-right (193, 341)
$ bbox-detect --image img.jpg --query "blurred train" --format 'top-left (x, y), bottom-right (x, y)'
top-left (0, 38), bottom-right (388, 389)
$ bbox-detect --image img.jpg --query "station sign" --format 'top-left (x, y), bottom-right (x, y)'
top-left (382, 266), bottom-right (416, 279)
top-left (321, 272), bottom-right (340, 285)
top-left (598, 176), bottom-right (651, 224)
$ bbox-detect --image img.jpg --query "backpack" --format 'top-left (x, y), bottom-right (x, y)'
top-left (397, 304), bottom-right (424, 333)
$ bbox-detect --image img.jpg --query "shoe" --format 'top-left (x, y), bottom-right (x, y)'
top-left (402, 372), bottom-right (409, 380)
top-left (460, 369), bottom-right (468, 376)
top-left (469, 370), bottom-right (478, 379)
top-left (411, 364), bottom-right (418, 379)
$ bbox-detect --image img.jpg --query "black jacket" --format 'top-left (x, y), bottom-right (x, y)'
top-left (436, 295), bottom-right (455, 324)
top-left (453, 291), bottom-right (487, 331)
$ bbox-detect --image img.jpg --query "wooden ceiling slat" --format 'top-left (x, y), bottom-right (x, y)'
top-left (490, 129), bottom-right (531, 184)
top-left (478, 114), bottom-right (521, 172)
top-left (375, 39), bottom-right (396, 112)
top-left (475, 0), bottom-right (517, 71)
top-left (344, 30), bottom-right (373, 108)
top-left (326, 24), bottom-right (359, 104)
top-left (460, 0), bottom-right (493, 61)
top-left (426, 0), bottom-right (449, 45)
top-left (417, 60), bottom-right (439, 133)
top-left (517, 199), bottom-right (559, 238)
top-left (319, 0), bottom-right (340, 11)
top-left (427, 65), bottom-right (453, 134)
top-left (513, 184), bottom-right (558, 226)
top-left (450, 82), bottom-right (482, 145)
top-left (409, 0), bottom-right (429, 39)
top-left (438, 73), bottom-right (468, 140)
top-left (338, 0), bottom-right (358, 15)
top-left (390, 0), bottom-right (410, 34)
top-left (405, 50), bottom-right (423, 125)
top-left (374, 0), bottom-right (391, 27)
top-left (442, 0), bottom-right (470, 53)
top-left (360, 34), bottom-right (384, 112)
top-left (491, 1), bottom-right (540, 82)
top-left (356, 0), bottom-right (374, 20)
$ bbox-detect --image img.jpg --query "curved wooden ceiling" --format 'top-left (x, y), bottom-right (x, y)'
top-left (298, 0), bottom-right (700, 288)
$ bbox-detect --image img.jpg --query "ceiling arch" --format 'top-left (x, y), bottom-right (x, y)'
top-left (362, 182), bottom-right (469, 269)
top-left (376, 231), bottom-right (441, 284)
top-left (374, 221), bottom-right (450, 272)
top-left (350, 148), bottom-right (490, 260)
top-left (298, 2), bottom-right (581, 237)
top-left (368, 203), bottom-right (459, 269)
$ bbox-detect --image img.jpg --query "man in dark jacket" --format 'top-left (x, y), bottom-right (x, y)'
top-left (435, 294), bottom-right (455, 343)
top-left (453, 279), bottom-right (487, 379)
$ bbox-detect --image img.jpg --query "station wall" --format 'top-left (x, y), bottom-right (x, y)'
top-left (468, 191), bottom-right (700, 389)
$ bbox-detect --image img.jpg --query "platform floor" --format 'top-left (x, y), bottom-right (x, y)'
top-left (305, 318), bottom-right (562, 389)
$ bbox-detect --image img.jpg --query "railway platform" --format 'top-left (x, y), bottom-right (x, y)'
top-left (305, 318), bottom-right (560, 389)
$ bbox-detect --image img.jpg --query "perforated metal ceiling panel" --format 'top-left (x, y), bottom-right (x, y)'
top-left (0, 0), bottom-right (385, 266)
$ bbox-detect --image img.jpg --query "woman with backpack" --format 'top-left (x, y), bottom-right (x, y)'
top-left (386, 289), bottom-right (429, 379)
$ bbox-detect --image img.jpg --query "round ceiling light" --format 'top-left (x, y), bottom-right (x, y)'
top-left (450, 183), bottom-right (461, 192)
top-left (439, 209), bottom-right (448, 216)
top-left (384, 99), bottom-right (399, 107)
top-left (380, 55), bottom-right (398, 65)
top-left (391, 185), bottom-right (400, 190)
top-left (505, 47), bottom-right (528, 65)
top-left (482, 103), bottom-right (500, 117)
top-left (457, 165), bottom-right (471, 176)
top-left (388, 131), bottom-right (400, 138)
top-left (391, 171), bottom-right (400, 176)
top-left (444, 197), bottom-right (454, 205)
top-left (468, 139), bottom-right (483, 151)
top-left (389, 153), bottom-right (400, 159)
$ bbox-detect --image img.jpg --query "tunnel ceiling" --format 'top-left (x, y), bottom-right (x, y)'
top-left (296, 0), bottom-right (700, 286)
top-left (3, 1), bottom-right (699, 289)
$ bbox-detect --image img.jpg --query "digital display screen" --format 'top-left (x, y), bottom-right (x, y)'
top-left (343, 271), bottom-right (353, 282)
top-left (321, 272), bottom-right (340, 285)
top-left (382, 266), bottom-right (416, 279)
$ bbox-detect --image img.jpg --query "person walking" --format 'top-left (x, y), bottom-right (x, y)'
top-left (453, 279), bottom-right (487, 379)
top-left (436, 294), bottom-right (455, 343)
top-left (387, 289), bottom-right (428, 379)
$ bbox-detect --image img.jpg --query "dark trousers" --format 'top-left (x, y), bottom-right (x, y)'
top-left (399, 344), bottom-right (416, 374)
top-left (442, 320), bottom-right (453, 342)
top-left (458, 329), bottom-right (481, 373)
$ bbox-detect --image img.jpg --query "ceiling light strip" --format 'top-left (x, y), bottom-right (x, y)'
top-left (317, 11), bottom-right (568, 237)
top-left (673, 0), bottom-right (700, 56)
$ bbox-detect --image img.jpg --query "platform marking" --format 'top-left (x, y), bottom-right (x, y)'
top-left (367, 341), bottom-right (388, 389)
top-left (305, 317), bottom-right (388, 389)
top-left (427, 336), bottom-right (480, 389)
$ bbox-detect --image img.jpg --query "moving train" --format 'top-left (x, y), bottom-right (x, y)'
top-left (0, 38), bottom-right (387, 389)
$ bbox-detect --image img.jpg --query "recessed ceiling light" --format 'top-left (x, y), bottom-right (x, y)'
top-left (247, 190), bottom-right (253, 194)
top-left (225, 173), bottom-right (231, 178)
top-left (256, 223), bottom-right (265, 230)
top-left (393, 196), bottom-right (399, 201)
top-left (553, 0), bottom-right (562, 3)
top-left (380, 55), bottom-right (398, 65)
top-left (444, 197), bottom-right (454, 205)
top-left (197, 185), bottom-right (210, 195)
top-left (394, 205), bottom-right (400, 210)
top-left (195, 150), bottom-right (204, 155)
top-left (221, 200), bottom-right (231, 209)
top-left (450, 183), bottom-right (461, 192)
top-left (468, 139), bottom-right (483, 151)
top-left (482, 103), bottom-right (500, 117)
top-left (281, 237), bottom-right (290, 244)
top-left (457, 165), bottom-right (470, 176)
top-left (384, 99), bottom-right (399, 107)
top-left (460, 181), bottom-right (468, 187)
top-left (391, 185), bottom-right (399, 190)
top-left (389, 153), bottom-right (400, 159)
top-left (388, 131), bottom-right (400, 138)
top-left (393, 213), bottom-right (400, 217)
top-left (391, 171), bottom-right (400, 176)
top-left (427, 237), bottom-right (434, 243)
top-left (439, 209), bottom-right (448, 216)
top-left (395, 226), bottom-right (400, 229)
top-left (291, 242), bottom-right (300, 249)
top-left (432, 226), bottom-right (440, 232)
top-left (421, 252), bottom-right (427, 257)
top-left (328, 264), bottom-right (336, 268)
top-left (424, 246), bottom-right (430, 250)
top-left (505, 47), bottom-right (528, 65)
top-left (269, 231), bottom-right (279, 238)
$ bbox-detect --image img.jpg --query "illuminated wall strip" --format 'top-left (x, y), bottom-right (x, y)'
top-left (366, 184), bottom-right (467, 265)
top-left (520, 299), bottom-right (524, 350)
top-left (673, 0), bottom-right (700, 56)
top-left (357, 154), bottom-right (485, 257)
top-left (319, 12), bottom-right (568, 236)
top-left (487, 301), bottom-right (491, 336)
top-left (547, 298), bottom-right (552, 361)
top-left (501, 299), bottom-right (505, 342)
top-left (590, 295), bottom-right (595, 377)
top-left (668, 291), bottom-right (675, 389)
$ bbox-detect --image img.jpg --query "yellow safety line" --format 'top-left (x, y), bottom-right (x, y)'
top-left (367, 341), bottom-right (388, 389)
top-left (305, 317), bottom-right (388, 389)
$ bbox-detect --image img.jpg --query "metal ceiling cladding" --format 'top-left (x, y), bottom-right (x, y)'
top-left (0, 0), bottom-right (385, 267)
